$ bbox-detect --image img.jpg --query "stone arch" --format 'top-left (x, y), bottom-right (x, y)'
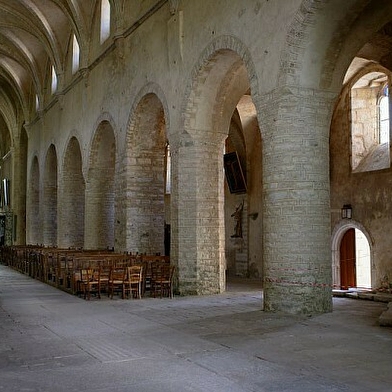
top-left (58, 136), bottom-right (85, 249)
top-left (85, 121), bottom-right (116, 250)
top-left (125, 83), bottom-right (170, 144)
top-left (43, 144), bottom-right (58, 247)
top-left (15, 126), bottom-right (28, 245)
top-left (173, 36), bottom-right (260, 295)
top-left (281, 0), bottom-right (392, 90)
top-left (27, 156), bottom-right (40, 245)
top-left (345, 63), bottom-right (391, 90)
top-left (183, 35), bottom-right (260, 134)
top-left (331, 219), bottom-right (374, 289)
top-left (123, 88), bottom-right (167, 254)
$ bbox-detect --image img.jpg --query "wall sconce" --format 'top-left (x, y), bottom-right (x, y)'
top-left (341, 204), bottom-right (352, 219)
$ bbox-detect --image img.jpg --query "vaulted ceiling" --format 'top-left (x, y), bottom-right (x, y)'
top-left (0, 0), bottom-right (392, 152)
top-left (0, 0), bottom-right (95, 123)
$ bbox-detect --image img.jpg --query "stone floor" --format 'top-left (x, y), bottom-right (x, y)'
top-left (1, 264), bottom-right (392, 392)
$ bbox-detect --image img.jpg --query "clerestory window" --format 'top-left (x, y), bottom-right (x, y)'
top-left (72, 34), bottom-right (80, 74)
top-left (100, 0), bottom-right (111, 44)
top-left (165, 143), bottom-right (171, 194)
top-left (51, 65), bottom-right (57, 94)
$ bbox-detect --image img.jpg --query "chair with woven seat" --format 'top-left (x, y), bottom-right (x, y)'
top-left (98, 261), bottom-right (111, 296)
top-left (108, 266), bottom-right (126, 299)
top-left (80, 268), bottom-right (100, 300)
top-left (124, 265), bottom-right (144, 299)
top-left (151, 263), bottom-right (175, 298)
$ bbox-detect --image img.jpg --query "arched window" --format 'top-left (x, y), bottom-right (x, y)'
top-left (72, 34), bottom-right (80, 74)
top-left (350, 70), bottom-right (390, 172)
top-left (100, 0), bottom-right (111, 44)
top-left (379, 85), bottom-right (389, 144)
top-left (165, 143), bottom-right (171, 194)
top-left (51, 65), bottom-right (57, 94)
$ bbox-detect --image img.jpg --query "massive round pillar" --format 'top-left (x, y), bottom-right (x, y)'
top-left (261, 87), bottom-right (334, 314)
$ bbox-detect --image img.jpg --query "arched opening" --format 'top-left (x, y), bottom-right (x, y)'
top-left (125, 93), bottom-right (167, 254)
top-left (27, 156), bottom-right (40, 245)
top-left (72, 34), bottom-right (80, 75)
top-left (224, 95), bottom-right (262, 280)
top-left (16, 127), bottom-right (28, 245)
top-left (332, 222), bottom-right (372, 291)
top-left (51, 65), bottom-right (58, 94)
top-left (85, 122), bottom-right (116, 250)
top-left (176, 42), bottom-right (261, 295)
top-left (59, 137), bottom-right (85, 249)
top-left (349, 68), bottom-right (390, 172)
top-left (43, 145), bottom-right (58, 246)
top-left (100, 0), bottom-right (111, 44)
top-left (0, 114), bottom-right (13, 245)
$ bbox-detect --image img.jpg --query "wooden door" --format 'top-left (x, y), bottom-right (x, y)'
top-left (340, 228), bottom-right (356, 290)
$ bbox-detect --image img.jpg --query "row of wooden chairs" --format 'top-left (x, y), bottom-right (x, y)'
top-left (80, 265), bottom-right (144, 300)
top-left (79, 262), bottom-right (175, 300)
top-left (1, 245), bottom-right (174, 299)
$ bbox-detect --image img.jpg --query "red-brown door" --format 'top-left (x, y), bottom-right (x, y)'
top-left (340, 228), bottom-right (356, 290)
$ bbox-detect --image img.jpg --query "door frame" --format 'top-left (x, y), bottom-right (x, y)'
top-left (340, 228), bottom-right (356, 290)
top-left (331, 220), bottom-right (374, 290)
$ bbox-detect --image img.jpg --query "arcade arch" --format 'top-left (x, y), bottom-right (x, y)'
top-left (58, 137), bottom-right (85, 249)
top-left (175, 41), bottom-right (261, 296)
top-left (43, 145), bottom-right (58, 247)
top-left (85, 122), bottom-right (116, 250)
top-left (27, 156), bottom-right (40, 245)
top-left (124, 92), bottom-right (167, 255)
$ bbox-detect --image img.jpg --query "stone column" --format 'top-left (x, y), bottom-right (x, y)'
top-left (171, 129), bottom-right (225, 295)
top-left (261, 86), bottom-right (335, 314)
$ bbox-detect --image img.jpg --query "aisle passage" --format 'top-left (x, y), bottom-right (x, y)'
top-left (0, 265), bottom-right (391, 392)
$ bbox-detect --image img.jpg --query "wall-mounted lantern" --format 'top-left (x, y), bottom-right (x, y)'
top-left (341, 204), bottom-right (352, 219)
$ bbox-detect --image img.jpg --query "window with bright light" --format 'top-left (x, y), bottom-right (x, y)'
top-left (72, 34), bottom-right (80, 74)
top-left (100, 0), bottom-right (111, 44)
top-left (379, 87), bottom-right (389, 144)
top-left (350, 71), bottom-right (390, 172)
top-left (51, 65), bottom-right (57, 94)
top-left (165, 143), bottom-right (171, 194)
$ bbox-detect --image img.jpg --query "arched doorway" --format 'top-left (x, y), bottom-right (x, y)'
top-left (340, 228), bottom-right (356, 290)
top-left (332, 222), bottom-right (372, 290)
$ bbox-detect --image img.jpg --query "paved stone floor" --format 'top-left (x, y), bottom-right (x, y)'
top-left (0, 264), bottom-right (391, 392)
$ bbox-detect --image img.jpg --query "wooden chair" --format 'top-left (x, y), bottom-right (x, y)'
top-left (108, 267), bottom-right (126, 299)
top-left (124, 265), bottom-right (144, 299)
top-left (98, 262), bottom-right (111, 296)
top-left (151, 263), bottom-right (175, 298)
top-left (80, 268), bottom-right (100, 300)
